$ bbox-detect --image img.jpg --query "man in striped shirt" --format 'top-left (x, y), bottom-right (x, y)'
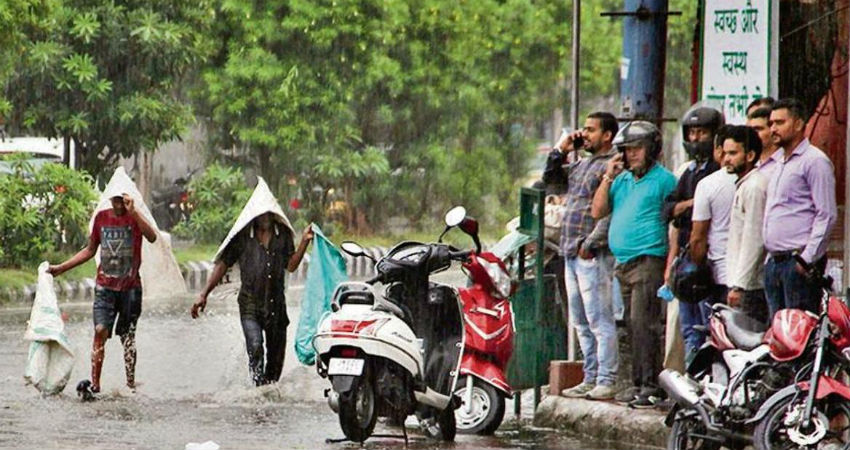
top-left (544, 112), bottom-right (620, 401)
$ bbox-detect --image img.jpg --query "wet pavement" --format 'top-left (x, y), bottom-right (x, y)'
top-left (0, 279), bottom-right (650, 450)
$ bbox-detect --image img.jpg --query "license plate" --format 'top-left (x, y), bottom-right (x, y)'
top-left (327, 358), bottom-right (365, 376)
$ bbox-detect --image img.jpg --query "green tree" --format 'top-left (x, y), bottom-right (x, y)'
top-left (172, 163), bottom-right (251, 244)
top-left (3, 0), bottom-right (214, 176)
top-left (0, 156), bottom-right (96, 267)
top-left (198, 0), bottom-right (567, 230)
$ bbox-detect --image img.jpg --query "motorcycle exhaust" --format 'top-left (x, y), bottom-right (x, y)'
top-left (659, 369), bottom-right (702, 407)
top-left (325, 388), bottom-right (340, 413)
top-left (659, 370), bottom-right (755, 445)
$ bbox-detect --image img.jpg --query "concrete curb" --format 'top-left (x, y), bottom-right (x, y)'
top-left (534, 395), bottom-right (668, 449)
top-left (0, 246), bottom-right (390, 306)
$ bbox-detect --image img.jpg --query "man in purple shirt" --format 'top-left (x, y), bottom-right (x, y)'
top-left (763, 98), bottom-right (837, 317)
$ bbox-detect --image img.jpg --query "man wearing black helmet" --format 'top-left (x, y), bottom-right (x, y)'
top-left (592, 121), bottom-right (676, 408)
top-left (662, 106), bottom-right (724, 362)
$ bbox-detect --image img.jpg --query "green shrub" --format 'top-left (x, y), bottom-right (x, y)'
top-left (172, 163), bottom-right (251, 244)
top-left (0, 156), bottom-right (97, 268)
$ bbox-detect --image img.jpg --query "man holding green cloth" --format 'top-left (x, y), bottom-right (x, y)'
top-left (191, 178), bottom-right (313, 386)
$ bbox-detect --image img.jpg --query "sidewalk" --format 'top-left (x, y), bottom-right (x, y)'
top-left (0, 246), bottom-right (389, 306)
top-left (534, 393), bottom-right (669, 449)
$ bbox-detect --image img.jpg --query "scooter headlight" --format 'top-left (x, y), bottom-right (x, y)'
top-left (479, 259), bottom-right (512, 299)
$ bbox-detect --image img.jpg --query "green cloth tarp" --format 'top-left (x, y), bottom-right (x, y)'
top-left (295, 224), bottom-right (348, 365)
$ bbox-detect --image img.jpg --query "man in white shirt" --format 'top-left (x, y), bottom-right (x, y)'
top-left (722, 125), bottom-right (769, 324)
top-left (687, 129), bottom-right (737, 356)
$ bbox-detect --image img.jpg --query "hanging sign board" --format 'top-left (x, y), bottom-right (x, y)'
top-left (699, 0), bottom-right (777, 124)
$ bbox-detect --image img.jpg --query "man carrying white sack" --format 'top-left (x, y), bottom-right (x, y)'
top-left (191, 178), bottom-right (313, 386)
top-left (48, 178), bottom-right (157, 394)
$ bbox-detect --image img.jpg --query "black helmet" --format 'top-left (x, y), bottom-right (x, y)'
top-left (612, 120), bottom-right (662, 159)
top-left (681, 107), bottom-right (724, 161)
top-left (670, 252), bottom-right (714, 304)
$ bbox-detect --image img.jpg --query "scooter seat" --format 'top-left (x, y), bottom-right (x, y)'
top-left (715, 305), bottom-right (767, 351)
top-left (373, 296), bottom-right (408, 322)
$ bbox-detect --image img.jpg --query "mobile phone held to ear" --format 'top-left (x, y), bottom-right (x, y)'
top-left (573, 136), bottom-right (584, 150)
top-left (618, 147), bottom-right (630, 169)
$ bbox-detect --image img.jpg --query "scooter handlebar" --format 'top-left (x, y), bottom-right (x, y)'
top-left (449, 249), bottom-right (472, 261)
top-left (365, 273), bottom-right (385, 284)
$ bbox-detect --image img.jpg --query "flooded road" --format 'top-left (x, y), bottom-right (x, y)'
top-left (0, 280), bottom-right (647, 450)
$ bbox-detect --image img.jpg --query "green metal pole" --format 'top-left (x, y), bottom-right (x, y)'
top-left (515, 242), bottom-right (526, 416)
top-left (533, 188), bottom-right (545, 409)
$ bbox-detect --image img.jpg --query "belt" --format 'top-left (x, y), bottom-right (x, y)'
top-left (769, 250), bottom-right (802, 263)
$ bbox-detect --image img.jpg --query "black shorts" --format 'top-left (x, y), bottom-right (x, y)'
top-left (93, 286), bottom-right (142, 338)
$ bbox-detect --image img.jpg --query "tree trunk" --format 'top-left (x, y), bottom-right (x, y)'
top-left (137, 151), bottom-right (152, 205)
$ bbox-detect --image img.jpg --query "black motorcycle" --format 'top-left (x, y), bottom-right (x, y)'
top-left (151, 170), bottom-right (195, 231)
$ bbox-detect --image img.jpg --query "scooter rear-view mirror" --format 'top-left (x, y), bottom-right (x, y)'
top-left (444, 206), bottom-right (466, 227)
top-left (340, 241), bottom-right (366, 257)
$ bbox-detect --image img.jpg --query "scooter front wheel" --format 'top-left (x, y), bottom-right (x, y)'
top-left (454, 376), bottom-right (506, 435)
top-left (338, 374), bottom-right (377, 443)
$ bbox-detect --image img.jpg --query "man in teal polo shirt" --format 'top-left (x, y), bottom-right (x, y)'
top-left (591, 121), bottom-right (676, 408)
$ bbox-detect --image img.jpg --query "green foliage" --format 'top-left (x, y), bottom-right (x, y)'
top-left (2, 0), bottom-right (215, 176)
top-left (0, 156), bottom-right (97, 268)
top-left (1, 0), bottom-right (701, 238)
top-left (195, 0), bottom-right (567, 231)
top-left (172, 163), bottom-right (251, 244)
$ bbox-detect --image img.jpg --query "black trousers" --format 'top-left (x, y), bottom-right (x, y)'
top-left (241, 316), bottom-right (287, 385)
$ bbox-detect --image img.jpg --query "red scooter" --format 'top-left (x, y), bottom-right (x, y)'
top-left (440, 209), bottom-right (516, 435)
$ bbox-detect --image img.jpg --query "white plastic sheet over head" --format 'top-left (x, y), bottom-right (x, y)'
top-left (91, 167), bottom-right (186, 299)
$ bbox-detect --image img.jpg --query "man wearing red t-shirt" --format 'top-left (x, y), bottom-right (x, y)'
top-left (49, 194), bottom-right (157, 394)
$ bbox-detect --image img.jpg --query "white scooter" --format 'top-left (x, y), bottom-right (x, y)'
top-left (312, 207), bottom-right (471, 443)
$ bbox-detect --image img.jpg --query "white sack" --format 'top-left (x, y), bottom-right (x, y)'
top-left (91, 167), bottom-right (186, 299)
top-left (23, 262), bottom-right (75, 394)
top-left (213, 177), bottom-right (294, 262)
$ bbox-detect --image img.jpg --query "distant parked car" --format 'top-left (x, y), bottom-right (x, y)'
top-left (0, 137), bottom-right (75, 176)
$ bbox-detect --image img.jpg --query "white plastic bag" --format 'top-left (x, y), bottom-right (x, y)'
top-left (185, 441), bottom-right (220, 450)
top-left (23, 262), bottom-right (75, 394)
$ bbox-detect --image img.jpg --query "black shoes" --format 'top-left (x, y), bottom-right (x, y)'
top-left (629, 386), bottom-right (666, 409)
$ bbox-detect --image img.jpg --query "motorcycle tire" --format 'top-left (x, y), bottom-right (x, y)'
top-left (667, 416), bottom-right (721, 450)
top-left (455, 376), bottom-right (505, 435)
top-left (753, 394), bottom-right (850, 450)
top-left (337, 374), bottom-right (377, 443)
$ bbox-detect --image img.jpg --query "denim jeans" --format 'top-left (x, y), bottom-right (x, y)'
top-left (679, 284), bottom-right (727, 358)
top-left (565, 253), bottom-right (618, 386)
top-left (241, 317), bottom-right (288, 386)
top-left (610, 277), bottom-right (625, 321)
top-left (764, 256), bottom-right (823, 319)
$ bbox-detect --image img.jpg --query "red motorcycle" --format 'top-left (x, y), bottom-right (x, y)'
top-left (441, 208), bottom-right (516, 435)
top-left (750, 256), bottom-right (850, 450)
top-left (661, 255), bottom-right (850, 450)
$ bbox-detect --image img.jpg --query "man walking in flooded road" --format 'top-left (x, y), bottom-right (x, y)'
top-left (49, 193), bottom-right (158, 394)
top-left (191, 179), bottom-right (313, 386)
